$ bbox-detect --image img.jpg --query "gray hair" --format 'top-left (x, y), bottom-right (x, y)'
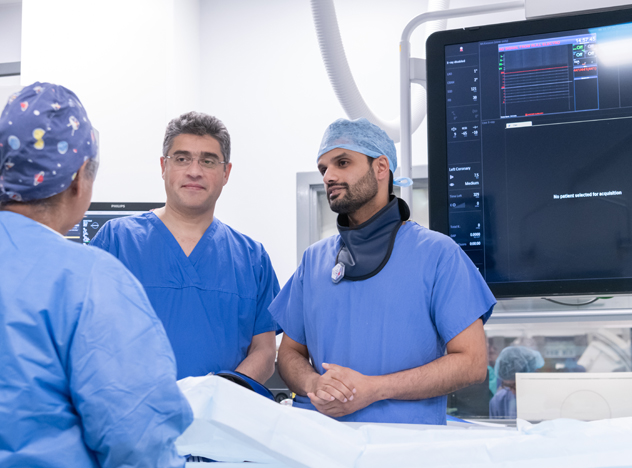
top-left (0, 157), bottom-right (99, 209)
top-left (162, 111), bottom-right (231, 164)
top-left (84, 157), bottom-right (99, 181)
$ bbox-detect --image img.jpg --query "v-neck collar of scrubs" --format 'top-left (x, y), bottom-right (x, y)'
top-left (146, 211), bottom-right (219, 269)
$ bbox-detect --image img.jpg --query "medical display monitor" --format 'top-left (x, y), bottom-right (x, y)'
top-left (64, 202), bottom-right (164, 244)
top-left (426, 7), bottom-right (632, 297)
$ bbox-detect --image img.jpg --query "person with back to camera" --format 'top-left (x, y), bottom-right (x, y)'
top-left (0, 83), bottom-right (193, 467)
top-left (269, 117), bottom-right (497, 424)
top-left (90, 112), bottom-right (279, 383)
top-left (489, 346), bottom-right (545, 419)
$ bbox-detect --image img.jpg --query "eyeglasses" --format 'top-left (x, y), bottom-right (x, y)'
top-left (164, 155), bottom-right (227, 170)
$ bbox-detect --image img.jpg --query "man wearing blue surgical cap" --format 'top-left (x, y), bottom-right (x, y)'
top-left (0, 82), bottom-right (192, 467)
top-left (490, 346), bottom-right (544, 419)
top-left (270, 118), bottom-right (496, 424)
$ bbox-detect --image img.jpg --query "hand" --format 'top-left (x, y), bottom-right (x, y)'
top-left (307, 363), bottom-right (377, 418)
top-left (309, 362), bottom-right (356, 403)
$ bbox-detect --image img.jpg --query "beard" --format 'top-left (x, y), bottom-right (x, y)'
top-left (328, 166), bottom-right (378, 214)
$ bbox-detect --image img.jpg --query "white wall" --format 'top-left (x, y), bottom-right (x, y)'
top-left (21, 0), bottom-right (201, 204)
top-left (0, 1), bottom-right (22, 98)
top-left (20, 0), bottom-right (525, 284)
top-left (0, 1), bottom-right (21, 64)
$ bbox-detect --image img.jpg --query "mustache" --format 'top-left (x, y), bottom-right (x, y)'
top-left (327, 182), bottom-right (349, 190)
top-left (327, 183), bottom-right (349, 197)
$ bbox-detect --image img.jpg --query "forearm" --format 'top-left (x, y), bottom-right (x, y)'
top-left (235, 332), bottom-right (276, 383)
top-left (371, 349), bottom-right (487, 402)
top-left (277, 345), bottom-right (319, 396)
top-left (235, 351), bottom-right (274, 383)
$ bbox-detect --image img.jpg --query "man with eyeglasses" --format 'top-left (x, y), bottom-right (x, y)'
top-left (91, 112), bottom-right (279, 384)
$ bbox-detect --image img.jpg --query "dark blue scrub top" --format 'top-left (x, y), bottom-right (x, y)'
top-left (91, 212), bottom-right (279, 379)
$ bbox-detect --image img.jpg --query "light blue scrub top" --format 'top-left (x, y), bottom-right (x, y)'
top-left (269, 222), bottom-right (496, 424)
top-left (0, 212), bottom-right (193, 468)
top-left (91, 212), bottom-right (279, 379)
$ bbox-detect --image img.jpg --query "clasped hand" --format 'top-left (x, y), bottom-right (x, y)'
top-left (306, 363), bottom-right (376, 418)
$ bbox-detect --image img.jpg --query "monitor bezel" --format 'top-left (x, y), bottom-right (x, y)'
top-left (65, 202), bottom-right (165, 244)
top-left (87, 202), bottom-right (165, 212)
top-left (426, 7), bottom-right (632, 298)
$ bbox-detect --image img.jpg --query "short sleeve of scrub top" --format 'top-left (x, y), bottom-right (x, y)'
top-left (430, 246), bottom-right (494, 344)
top-left (269, 258), bottom-right (306, 345)
top-left (254, 247), bottom-right (280, 335)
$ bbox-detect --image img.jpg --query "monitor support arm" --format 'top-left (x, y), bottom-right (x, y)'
top-left (399, 1), bottom-right (525, 210)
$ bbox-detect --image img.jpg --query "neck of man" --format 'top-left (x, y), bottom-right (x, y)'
top-left (346, 189), bottom-right (391, 228)
top-left (155, 201), bottom-right (215, 251)
top-left (2, 196), bottom-right (78, 235)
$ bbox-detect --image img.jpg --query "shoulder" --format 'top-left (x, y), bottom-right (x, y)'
top-left (307, 233), bottom-right (341, 252)
top-left (398, 221), bottom-right (460, 255)
top-left (299, 234), bottom-right (340, 270)
top-left (392, 222), bottom-right (470, 277)
top-left (97, 212), bottom-right (155, 236)
top-left (49, 229), bottom-right (143, 279)
top-left (38, 226), bottom-right (138, 284)
top-left (75, 245), bottom-right (153, 313)
top-left (82, 244), bottom-right (142, 281)
top-left (90, 212), bottom-right (156, 249)
top-left (0, 211), bottom-right (144, 291)
top-left (215, 219), bottom-right (270, 260)
top-left (0, 214), bottom-right (153, 329)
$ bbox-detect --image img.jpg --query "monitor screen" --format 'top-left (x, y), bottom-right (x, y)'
top-left (426, 7), bottom-right (632, 297)
top-left (64, 202), bottom-right (164, 244)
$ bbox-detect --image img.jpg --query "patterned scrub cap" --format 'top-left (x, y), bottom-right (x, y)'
top-left (0, 82), bottom-right (98, 202)
top-left (316, 118), bottom-right (412, 187)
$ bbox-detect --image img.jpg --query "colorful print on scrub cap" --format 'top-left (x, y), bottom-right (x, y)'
top-left (0, 82), bottom-right (98, 202)
top-left (316, 118), bottom-right (412, 187)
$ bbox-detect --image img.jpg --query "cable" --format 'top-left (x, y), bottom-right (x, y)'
top-left (310, 0), bottom-right (450, 142)
top-left (541, 297), bottom-right (612, 306)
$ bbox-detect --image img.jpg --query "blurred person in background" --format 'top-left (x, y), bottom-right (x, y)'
top-left (489, 346), bottom-right (544, 419)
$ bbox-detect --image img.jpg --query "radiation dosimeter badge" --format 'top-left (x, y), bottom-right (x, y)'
top-left (216, 370), bottom-right (275, 401)
top-left (331, 262), bottom-right (345, 284)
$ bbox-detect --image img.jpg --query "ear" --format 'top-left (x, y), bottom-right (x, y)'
top-left (374, 155), bottom-right (390, 183)
top-left (160, 156), bottom-right (166, 180)
top-left (71, 159), bottom-right (94, 199)
top-left (222, 162), bottom-right (232, 186)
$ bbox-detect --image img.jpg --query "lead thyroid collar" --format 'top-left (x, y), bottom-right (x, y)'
top-left (332, 195), bottom-right (411, 283)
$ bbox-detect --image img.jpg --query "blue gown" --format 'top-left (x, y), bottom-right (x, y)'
top-left (489, 387), bottom-right (517, 419)
top-left (90, 212), bottom-right (279, 379)
top-left (0, 212), bottom-right (193, 468)
top-left (269, 221), bottom-right (496, 424)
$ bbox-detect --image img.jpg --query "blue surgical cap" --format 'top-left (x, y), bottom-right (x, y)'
top-left (495, 346), bottom-right (545, 382)
top-left (317, 118), bottom-right (397, 172)
top-left (0, 82), bottom-right (98, 202)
